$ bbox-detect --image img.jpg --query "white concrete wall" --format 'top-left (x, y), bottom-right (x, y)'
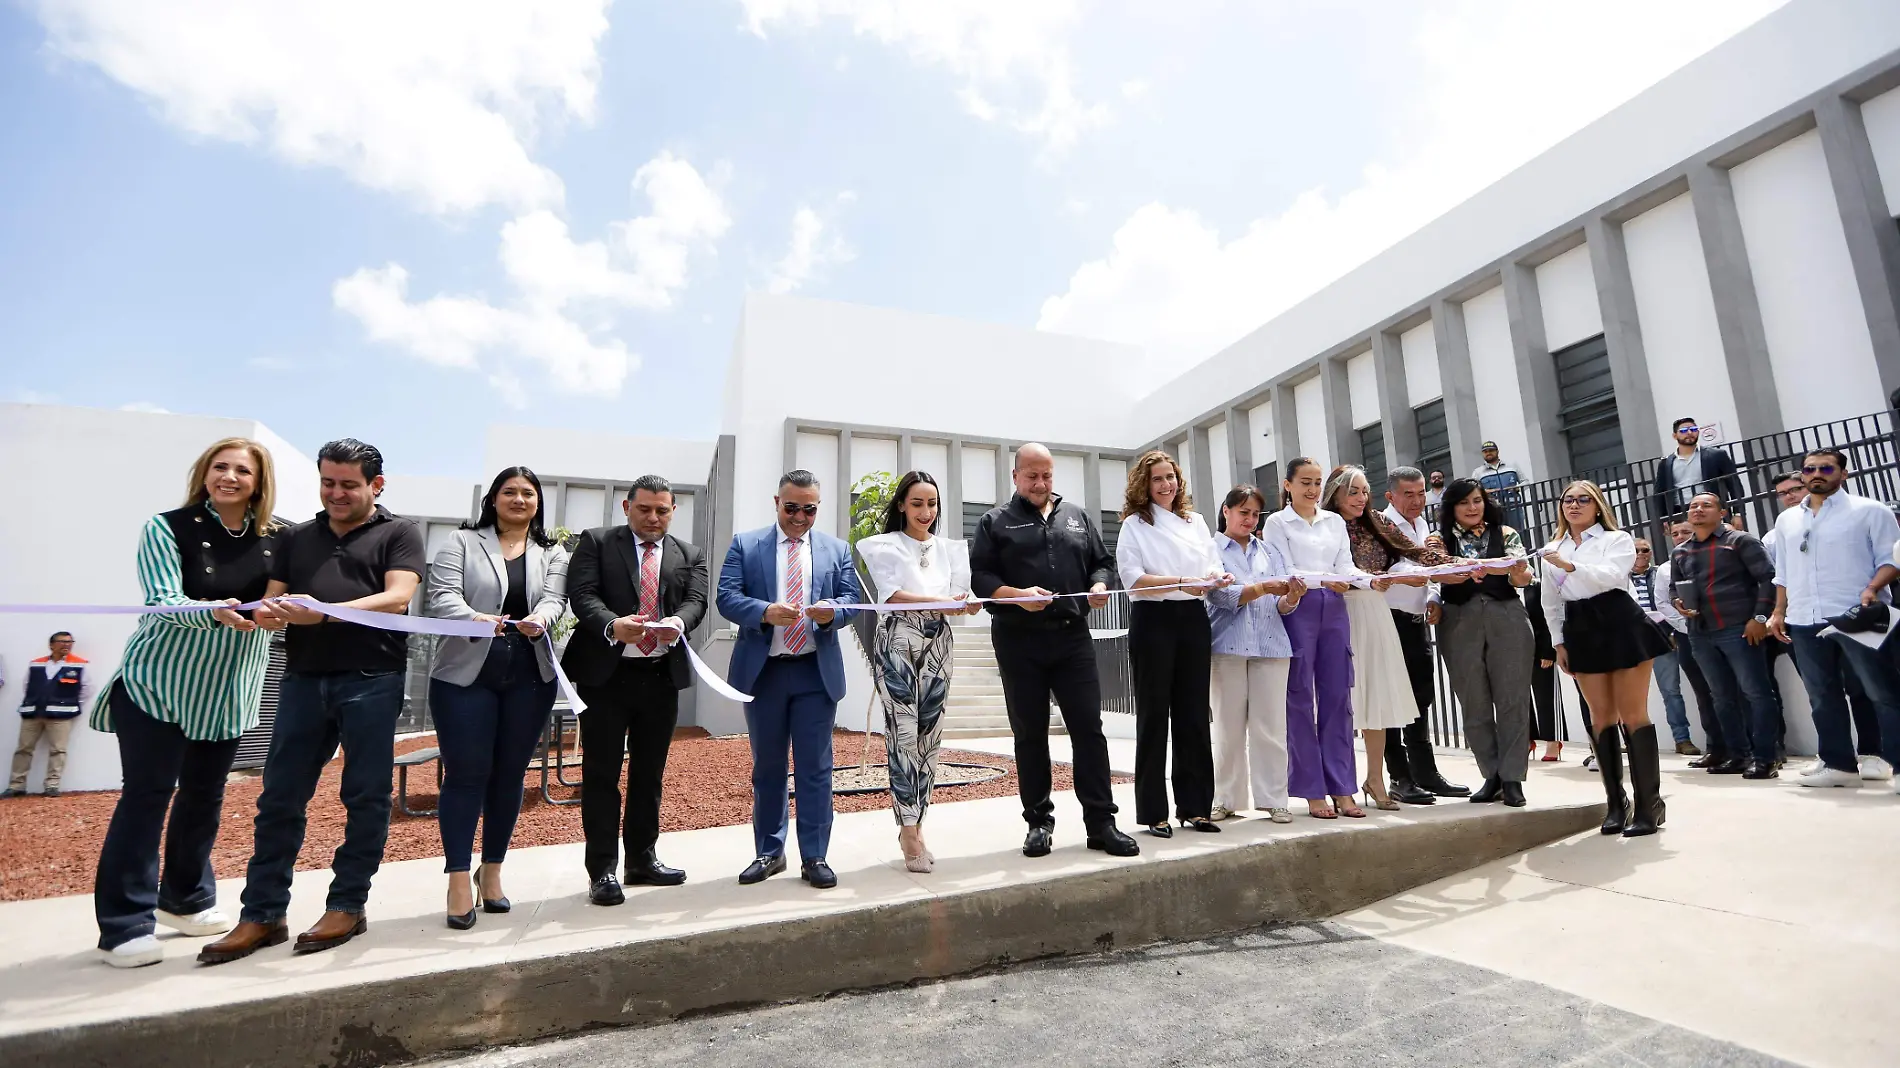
top-left (1400, 321), bottom-right (1441, 406)
top-left (1292, 376), bottom-right (1329, 470)
top-left (1246, 401), bottom-right (1275, 467)
top-left (1053, 453), bottom-right (1089, 505)
top-left (960, 445), bottom-right (999, 504)
top-left (848, 435), bottom-right (900, 487)
top-left (1863, 84), bottom-right (1900, 215)
top-left (482, 425), bottom-right (714, 489)
top-left (251, 423), bottom-right (318, 526)
top-left (1535, 244), bottom-right (1604, 351)
top-left (1206, 421), bottom-right (1233, 495)
top-left (380, 474), bottom-right (475, 522)
top-left (1346, 352), bottom-right (1379, 428)
top-left (1731, 127), bottom-right (1884, 430)
top-left (1462, 285), bottom-right (1531, 474)
top-left (1623, 192), bottom-right (1738, 448)
top-left (911, 441), bottom-right (949, 483)
top-left (0, 405), bottom-right (309, 793)
top-left (1130, 0), bottom-right (1900, 442)
top-left (793, 431), bottom-right (842, 536)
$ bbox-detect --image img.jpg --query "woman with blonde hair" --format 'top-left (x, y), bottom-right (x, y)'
top-left (1321, 465), bottom-right (1454, 810)
top-left (90, 438), bottom-right (283, 967)
top-left (1542, 480), bottom-right (1673, 836)
top-left (1115, 449), bottom-right (1233, 837)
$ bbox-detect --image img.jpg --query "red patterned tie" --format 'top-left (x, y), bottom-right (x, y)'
top-left (784, 535), bottom-right (810, 654)
top-left (635, 540), bottom-right (661, 654)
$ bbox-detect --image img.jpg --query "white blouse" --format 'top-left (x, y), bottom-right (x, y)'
top-left (857, 531), bottom-right (971, 603)
top-left (1114, 506), bottom-right (1223, 600)
top-left (1540, 524), bottom-right (1638, 639)
top-left (1259, 506), bottom-right (1367, 584)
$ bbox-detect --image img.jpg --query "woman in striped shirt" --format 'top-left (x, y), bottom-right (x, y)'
top-left (90, 438), bottom-right (283, 968)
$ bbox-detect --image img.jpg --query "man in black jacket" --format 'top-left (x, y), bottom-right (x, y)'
top-left (562, 474), bottom-right (709, 904)
top-left (1671, 492), bottom-right (1781, 778)
top-left (1651, 417), bottom-right (1744, 527)
top-left (970, 443), bottom-right (1137, 860)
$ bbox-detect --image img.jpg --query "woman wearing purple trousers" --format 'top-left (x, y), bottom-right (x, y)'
top-left (1259, 457), bottom-right (1371, 819)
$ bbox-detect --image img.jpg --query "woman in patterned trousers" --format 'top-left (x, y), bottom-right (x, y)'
top-left (857, 471), bottom-right (980, 872)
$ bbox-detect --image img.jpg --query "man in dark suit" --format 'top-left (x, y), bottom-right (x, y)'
top-left (562, 474), bottom-right (708, 906)
top-left (1651, 417), bottom-right (1743, 528)
top-left (716, 469), bottom-right (862, 890)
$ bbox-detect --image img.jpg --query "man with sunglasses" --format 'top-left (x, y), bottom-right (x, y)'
top-left (1766, 449), bottom-right (1900, 792)
top-left (717, 470), bottom-right (863, 889)
top-left (1650, 417), bottom-right (1743, 527)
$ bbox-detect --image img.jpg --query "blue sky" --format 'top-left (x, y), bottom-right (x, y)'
top-left (0, 1), bottom-right (1783, 477)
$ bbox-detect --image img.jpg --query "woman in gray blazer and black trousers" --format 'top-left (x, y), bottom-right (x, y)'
top-left (425, 466), bottom-right (569, 929)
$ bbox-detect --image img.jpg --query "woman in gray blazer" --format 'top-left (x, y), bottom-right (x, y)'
top-left (425, 466), bottom-right (569, 929)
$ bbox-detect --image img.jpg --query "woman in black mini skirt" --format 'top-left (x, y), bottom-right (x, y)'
top-left (1538, 481), bottom-right (1673, 836)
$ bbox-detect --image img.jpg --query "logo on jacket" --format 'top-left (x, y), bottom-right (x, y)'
top-left (1066, 516), bottom-right (1084, 533)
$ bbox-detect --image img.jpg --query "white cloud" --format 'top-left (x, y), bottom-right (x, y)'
top-left (1037, 0), bottom-right (1788, 366)
top-left (764, 197), bottom-right (855, 295)
top-left (32, 0), bottom-right (610, 214)
top-left (335, 154), bottom-right (731, 396)
top-left (119, 401), bottom-right (171, 413)
top-left (739, 0), bottom-right (1104, 153)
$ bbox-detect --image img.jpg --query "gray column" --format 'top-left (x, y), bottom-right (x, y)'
top-left (1816, 94), bottom-right (1900, 396)
top-left (1272, 383), bottom-right (1300, 469)
top-left (996, 443), bottom-right (1012, 508)
top-left (1371, 329), bottom-right (1418, 469)
top-left (1320, 356), bottom-right (1359, 466)
top-left (1687, 164), bottom-right (1782, 436)
top-left (710, 434), bottom-right (738, 628)
top-left (1433, 301), bottom-right (1483, 475)
top-left (944, 437), bottom-right (965, 542)
top-left (897, 434), bottom-right (913, 477)
top-left (1501, 262), bottom-right (1568, 476)
top-left (1188, 426), bottom-right (1216, 517)
top-left (1224, 407), bottom-right (1250, 491)
top-left (1083, 452), bottom-right (1101, 517)
top-left (1585, 216), bottom-right (1664, 463)
top-left (835, 427), bottom-right (853, 538)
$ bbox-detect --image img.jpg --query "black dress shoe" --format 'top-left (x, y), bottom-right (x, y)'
top-left (1709, 757), bottom-right (1747, 775)
top-left (588, 873), bottom-right (625, 906)
top-left (1468, 776), bottom-right (1504, 803)
top-left (1389, 778), bottom-right (1438, 805)
top-left (1023, 824), bottom-right (1055, 858)
top-left (1686, 753), bottom-right (1717, 769)
top-left (739, 854), bottom-right (787, 885)
top-left (625, 851), bottom-right (687, 886)
top-left (1742, 760), bottom-right (1778, 780)
top-left (1145, 822), bottom-right (1174, 839)
top-left (1417, 774), bottom-right (1471, 798)
top-left (800, 858), bottom-right (838, 889)
top-left (1086, 825), bottom-right (1140, 857)
top-left (1499, 781), bottom-right (1526, 808)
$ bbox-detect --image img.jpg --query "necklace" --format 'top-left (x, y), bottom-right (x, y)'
top-left (218, 512), bottom-right (251, 538)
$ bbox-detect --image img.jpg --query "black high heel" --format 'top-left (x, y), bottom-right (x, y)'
top-left (476, 864), bottom-right (511, 913)
top-left (1146, 822), bottom-right (1174, 839)
top-left (446, 908), bottom-right (477, 931)
top-left (1180, 817), bottom-right (1222, 833)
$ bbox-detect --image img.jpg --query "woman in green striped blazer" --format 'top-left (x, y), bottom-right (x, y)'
top-left (90, 438), bottom-right (284, 968)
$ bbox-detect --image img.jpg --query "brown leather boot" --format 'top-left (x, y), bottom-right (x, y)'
top-left (294, 910), bottom-right (368, 954)
top-left (196, 921), bottom-right (288, 965)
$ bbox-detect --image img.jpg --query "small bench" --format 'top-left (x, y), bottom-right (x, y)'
top-left (395, 747), bottom-right (442, 818)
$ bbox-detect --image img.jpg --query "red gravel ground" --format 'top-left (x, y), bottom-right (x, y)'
top-left (0, 729), bottom-right (1124, 902)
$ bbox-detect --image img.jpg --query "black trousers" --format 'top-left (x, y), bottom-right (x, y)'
top-left (1129, 600), bottom-right (1214, 824)
top-left (577, 657), bottom-right (680, 879)
top-left (1676, 635), bottom-right (1724, 754)
top-left (94, 682), bottom-right (240, 950)
top-left (1385, 611), bottom-right (1439, 780)
top-left (992, 619), bottom-right (1119, 832)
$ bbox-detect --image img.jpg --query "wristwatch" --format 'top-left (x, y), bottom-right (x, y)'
top-left (1752, 614), bottom-right (1769, 624)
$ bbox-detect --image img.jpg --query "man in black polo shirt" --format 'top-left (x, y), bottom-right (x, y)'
top-left (971, 443), bottom-right (1137, 859)
top-left (200, 439), bottom-right (426, 964)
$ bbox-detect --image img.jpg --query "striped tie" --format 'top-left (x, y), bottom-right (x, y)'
top-left (635, 540), bottom-right (661, 654)
top-left (784, 535), bottom-right (810, 654)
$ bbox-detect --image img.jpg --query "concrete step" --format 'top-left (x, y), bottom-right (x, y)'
top-left (944, 725), bottom-right (1063, 739)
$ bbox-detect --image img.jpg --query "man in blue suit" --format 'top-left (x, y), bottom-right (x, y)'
top-left (717, 469), bottom-right (863, 889)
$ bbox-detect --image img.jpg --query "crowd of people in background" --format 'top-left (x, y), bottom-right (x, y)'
top-left (11, 415), bottom-right (1900, 972)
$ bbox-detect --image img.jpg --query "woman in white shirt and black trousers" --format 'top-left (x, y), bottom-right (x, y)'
top-left (856, 471), bottom-right (980, 872)
top-left (1116, 450), bottom-right (1234, 837)
top-left (1542, 480), bottom-right (1674, 836)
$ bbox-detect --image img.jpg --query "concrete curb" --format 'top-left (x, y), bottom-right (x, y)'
top-left (7, 803), bottom-right (1601, 1068)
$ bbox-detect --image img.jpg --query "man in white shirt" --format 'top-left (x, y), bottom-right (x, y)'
top-left (1379, 467), bottom-right (1467, 801)
top-left (1766, 448), bottom-right (1900, 791)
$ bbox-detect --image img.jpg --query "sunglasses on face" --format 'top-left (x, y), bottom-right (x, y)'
top-left (1677, 426), bottom-right (1699, 434)
top-left (1561, 496), bottom-right (1594, 506)
top-left (1801, 464), bottom-right (1838, 475)
top-left (781, 502), bottom-right (820, 517)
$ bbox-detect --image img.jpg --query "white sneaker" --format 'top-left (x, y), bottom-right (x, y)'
top-left (1209, 805), bottom-right (1234, 821)
top-left (156, 907), bottom-right (234, 937)
top-left (1799, 758), bottom-right (1826, 776)
top-left (1859, 756), bottom-right (1894, 781)
top-left (100, 935), bottom-right (163, 968)
top-left (1267, 807), bottom-right (1293, 824)
top-left (1795, 765), bottom-right (1863, 789)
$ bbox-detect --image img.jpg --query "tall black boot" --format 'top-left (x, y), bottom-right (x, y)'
top-left (1624, 724), bottom-right (1666, 837)
top-left (1407, 721), bottom-right (1470, 797)
top-left (1595, 725), bottom-right (1628, 835)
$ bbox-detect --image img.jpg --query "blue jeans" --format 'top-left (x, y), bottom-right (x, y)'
top-left (239, 670), bottom-right (404, 923)
top-left (430, 634), bottom-right (555, 873)
top-left (1788, 624), bottom-right (1900, 774)
top-left (94, 683), bottom-right (241, 949)
top-left (1689, 626), bottom-right (1779, 763)
top-left (1653, 649), bottom-right (1692, 745)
